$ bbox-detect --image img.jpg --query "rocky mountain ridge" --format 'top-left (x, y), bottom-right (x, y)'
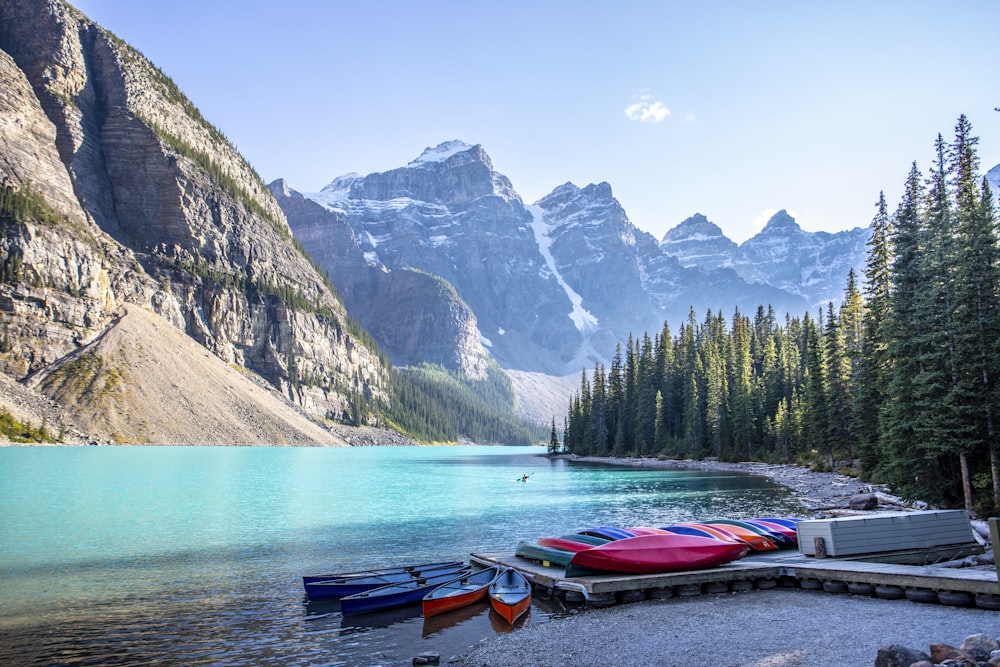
top-left (287, 141), bottom-right (865, 377)
top-left (0, 0), bottom-right (385, 443)
top-left (0, 0), bottom-right (886, 439)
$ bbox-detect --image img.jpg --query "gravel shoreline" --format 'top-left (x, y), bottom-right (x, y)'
top-left (563, 455), bottom-right (880, 511)
top-left (454, 455), bottom-right (996, 667)
top-left (455, 588), bottom-right (999, 667)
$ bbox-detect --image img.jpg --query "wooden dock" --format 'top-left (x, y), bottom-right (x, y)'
top-left (470, 544), bottom-right (1000, 610)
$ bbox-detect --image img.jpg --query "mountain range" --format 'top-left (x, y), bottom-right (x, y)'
top-left (0, 0), bottom-right (921, 442)
top-left (278, 140), bottom-right (871, 377)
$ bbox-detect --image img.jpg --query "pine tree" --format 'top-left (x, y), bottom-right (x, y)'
top-left (839, 270), bottom-right (864, 463)
top-left (882, 163), bottom-right (930, 496)
top-left (824, 302), bottom-right (853, 465)
top-left (591, 362), bottom-right (609, 455)
top-left (950, 115), bottom-right (1000, 510)
top-left (802, 312), bottom-right (830, 467)
top-left (857, 192), bottom-right (892, 476)
top-left (729, 310), bottom-right (754, 459)
top-left (606, 344), bottom-right (624, 453)
top-left (634, 334), bottom-right (658, 454)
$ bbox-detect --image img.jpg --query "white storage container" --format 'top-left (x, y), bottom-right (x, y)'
top-left (796, 510), bottom-right (975, 557)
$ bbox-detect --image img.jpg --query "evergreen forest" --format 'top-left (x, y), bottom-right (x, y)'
top-left (560, 115), bottom-right (1000, 515)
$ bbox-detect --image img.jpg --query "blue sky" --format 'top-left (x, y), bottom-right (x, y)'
top-left (71, 1), bottom-right (999, 243)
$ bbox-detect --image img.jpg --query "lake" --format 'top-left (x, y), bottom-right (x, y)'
top-left (0, 445), bottom-right (803, 666)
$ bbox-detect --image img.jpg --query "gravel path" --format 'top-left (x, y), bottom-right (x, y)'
top-left (455, 588), bottom-right (999, 666)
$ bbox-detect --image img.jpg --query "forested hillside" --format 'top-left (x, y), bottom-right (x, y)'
top-left (561, 115), bottom-right (999, 515)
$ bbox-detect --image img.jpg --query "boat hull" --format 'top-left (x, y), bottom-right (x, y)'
top-left (489, 568), bottom-right (531, 625)
top-left (567, 533), bottom-right (749, 575)
top-left (537, 536), bottom-right (595, 552)
top-left (515, 539), bottom-right (574, 567)
top-left (421, 567), bottom-right (499, 618)
top-left (708, 519), bottom-right (793, 546)
top-left (697, 522), bottom-right (778, 551)
top-left (340, 567), bottom-right (471, 615)
top-left (303, 560), bottom-right (462, 587)
top-left (304, 562), bottom-right (466, 600)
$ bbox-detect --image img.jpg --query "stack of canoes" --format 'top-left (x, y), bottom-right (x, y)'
top-left (303, 561), bottom-right (533, 622)
top-left (516, 517), bottom-right (802, 577)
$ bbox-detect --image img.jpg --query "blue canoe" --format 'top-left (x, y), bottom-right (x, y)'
top-left (339, 567), bottom-right (472, 615)
top-left (578, 526), bottom-right (638, 541)
top-left (304, 561), bottom-right (466, 600)
top-left (304, 560), bottom-right (464, 586)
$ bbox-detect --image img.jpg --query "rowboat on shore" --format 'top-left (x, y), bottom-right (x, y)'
top-left (489, 567), bottom-right (532, 625)
top-left (339, 566), bottom-right (472, 615)
top-left (565, 532), bottom-right (750, 577)
top-left (304, 561), bottom-right (466, 601)
top-left (579, 526), bottom-right (638, 541)
top-left (660, 524), bottom-right (745, 543)
top-left (421, 566), bottom-right (500, 618)
top-left (303, 560), bottom-right (464, 586)
top-left (515, 539), bottom-right (575, 567)
top-left (707, 519), bottom-right (795, 546)
top-left (746, 519), bottom-right (799, 544)
top-left (695, 522), bottom-right (778, 551)
top-left (754, 517), bottom-right (803, 529)
top-left (537, 536), bottom-right (600, 553)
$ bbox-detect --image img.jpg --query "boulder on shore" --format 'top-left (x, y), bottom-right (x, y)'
top-left (874, 644), bottom-right (931, 667)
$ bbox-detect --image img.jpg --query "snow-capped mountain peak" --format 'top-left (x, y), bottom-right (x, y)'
top-left (759, 209), bottom-right (802, 234)
top-left (661, 213), bottom-right (727, 243)
top-left (408, 140), bottom-right (476, 166)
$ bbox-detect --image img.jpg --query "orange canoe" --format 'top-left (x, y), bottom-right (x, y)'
top-left (422, 566), bottom-right (499, 618)
top-left (489, 568), bottom-right (531, 625)
top-left (696, 522), bottom-right (778, 551)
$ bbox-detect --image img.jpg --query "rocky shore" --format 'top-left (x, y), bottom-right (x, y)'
top-left (454, 454), bottom-right (997, 667)
top-left (564, 454), bottom-right (912, 513)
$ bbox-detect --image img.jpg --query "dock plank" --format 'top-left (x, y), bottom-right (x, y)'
top-left (471, 548), bottom-right (1000, 600)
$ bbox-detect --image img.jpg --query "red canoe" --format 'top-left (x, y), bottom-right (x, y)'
top-left (421, 566), bottom-right (500, 618)
top-left (489, 568), bottom-right (532, 625)
top-left (567, 533), bottom-right (750, 575)
top-left (537, 536), bottom-right (595, 552)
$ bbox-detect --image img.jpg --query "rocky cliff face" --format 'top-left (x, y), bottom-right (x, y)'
top-left (661, 210), bottom-right (870, 310)
top-left (304, 141), bottom-right (582, 375)
top-left (294, 145), bottom-right (815, 375)
top-left (0, 0), bottom-right (385, 438)
top-left (271, 179), bottom-right (491, 378)
top-left (737, 210), bottom-right (869, 308)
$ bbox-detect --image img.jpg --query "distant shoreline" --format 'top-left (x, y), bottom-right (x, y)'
top-left (551, 453), bottom-right (880, 514)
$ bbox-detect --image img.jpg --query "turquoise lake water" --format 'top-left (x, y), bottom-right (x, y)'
top-left (0, 445), bottom-right (803, 666)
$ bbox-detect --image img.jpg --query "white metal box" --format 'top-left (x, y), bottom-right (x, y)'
top-left (796, 510), bottom-right (975, 557)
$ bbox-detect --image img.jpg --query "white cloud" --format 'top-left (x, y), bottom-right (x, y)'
top-left (624, 93), bottom-right (670, 123)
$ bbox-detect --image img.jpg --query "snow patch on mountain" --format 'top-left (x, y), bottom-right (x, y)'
top-left (987, 163), bottom-right (1000, 196)
top-left (409, 140), bottom-right (474, 165)
top-left (527, 204), bottom-right (599, 333)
